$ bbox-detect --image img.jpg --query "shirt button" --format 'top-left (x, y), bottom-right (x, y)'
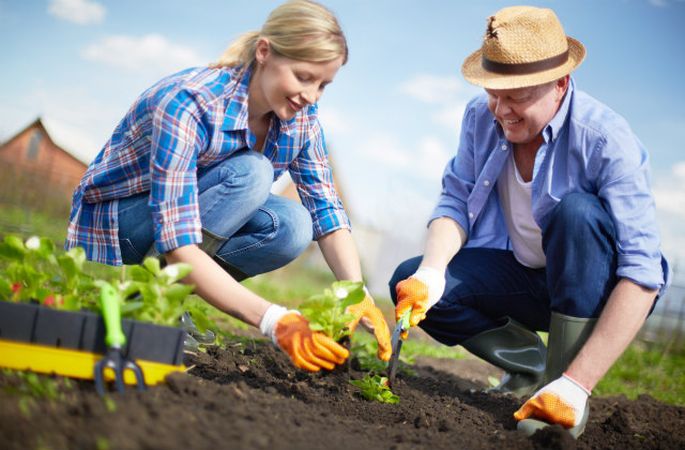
top-left (484, 180), bottom-right (490, 186)
top-left (468, 212), bottom-right (474, 219)
top-left (501, 144), bottom-right (508, 151)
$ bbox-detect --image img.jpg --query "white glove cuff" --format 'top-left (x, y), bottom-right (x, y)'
top-left (562, 373), bottom-right (592, 397)
top-left (412, 266), bottom-right (446, 309)
top-left (362, 285), bottom-right (374, 303)
top-left (259, 304), bottom-right (289, 345)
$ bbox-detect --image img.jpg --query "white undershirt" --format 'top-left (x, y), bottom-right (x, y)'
top-left (497, 151), bottom-right (547, 268)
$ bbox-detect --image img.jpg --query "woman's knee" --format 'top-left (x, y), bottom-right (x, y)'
top-left (273, 201), bottom-right (313, 261)
top-left (204, 151), bottom-right (274, 203)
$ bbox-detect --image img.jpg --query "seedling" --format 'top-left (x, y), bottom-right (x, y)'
top-left (349, 374), bottom-right (399, 404)
top-left (299, 280), bottom-right (365, 342)
top-left (0, 234), bottom-right (217, 331)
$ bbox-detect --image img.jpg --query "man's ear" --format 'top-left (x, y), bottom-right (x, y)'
top-left (255, 37), bottom-right (271, 65)
top-left (556, 75), bottom-right (570, 100)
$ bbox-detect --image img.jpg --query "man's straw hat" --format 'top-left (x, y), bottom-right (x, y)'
top-left (461, 6), bottom-right (585, 90)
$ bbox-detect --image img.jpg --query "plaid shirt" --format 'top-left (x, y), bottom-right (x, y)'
top-left (66, 65), bottom-right (350, 265)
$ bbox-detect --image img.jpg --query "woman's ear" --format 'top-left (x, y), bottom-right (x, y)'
top-left (254, 37), bottom-right (271, 65)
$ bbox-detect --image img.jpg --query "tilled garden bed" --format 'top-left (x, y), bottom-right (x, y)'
top-left (1, 339), bottom-right (683, 450)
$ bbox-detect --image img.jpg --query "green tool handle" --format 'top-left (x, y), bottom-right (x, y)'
top-left (399, 309), bottom-right (411, 331)
top-left (100, 283), bottom-right (126, 349)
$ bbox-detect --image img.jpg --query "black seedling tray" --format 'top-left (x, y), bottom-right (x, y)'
top-left (0, 300), bottom-right (184, 366)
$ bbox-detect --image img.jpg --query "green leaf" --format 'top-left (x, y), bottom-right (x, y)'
top-left (127, 265), bottom-right (153, 282)
top-left (65, 247), bottom-right (86, 270)
top-left (0, 278), bottom-right (12, 299)
top-left (160, 263), bottom-right (192, 283)
top-left (57, 254), bottom-right (78, 280)
top-left (164, 283), bottom-right (195, 305)
top-left (36, 237), bottom-right (55, 258)
top-left (349, 374), bottom-right (399, 404)
top-left (121, 301), bottom-right (144, 315)
top-left (142, 257), bottom-right (161, 276)
top-left (185, 306), bottom-right (215, 333)
top-left (0, 235), bottom-right (26, 260)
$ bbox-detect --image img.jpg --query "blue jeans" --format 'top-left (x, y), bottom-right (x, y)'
top-left (389, 193), bottom-right (623, 346)
top-left (118, 150), bottom-right (312, 279)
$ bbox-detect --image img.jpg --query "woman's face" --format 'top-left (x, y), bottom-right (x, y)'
top-left (251, 39), bottom-right (344, 121)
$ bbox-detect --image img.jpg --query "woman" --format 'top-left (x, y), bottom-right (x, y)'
top-left (66, 0), bottom-right (390, 372)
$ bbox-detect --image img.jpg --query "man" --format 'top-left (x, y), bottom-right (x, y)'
top-left (390, 6), bottom-right (669, 438)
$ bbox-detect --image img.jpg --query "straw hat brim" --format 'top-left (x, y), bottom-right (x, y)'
top-left (461, 37), bottom-right (586, 90)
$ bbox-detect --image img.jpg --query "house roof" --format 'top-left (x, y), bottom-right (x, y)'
top-left (0, 117), bottom-right (96, 166)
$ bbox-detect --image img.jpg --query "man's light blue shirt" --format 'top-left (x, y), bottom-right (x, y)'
top-left (431, 79), bottom-right (670, 293)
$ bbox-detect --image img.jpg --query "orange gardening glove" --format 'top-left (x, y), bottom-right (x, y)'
top-left (514, 374), bottom-right (590, 429)
top-left (395, 266), bottom-right (445, 338)
top-left (346, 293), bottom-right (392, 361)
top-left (272, 311), bottom-right (349, 372)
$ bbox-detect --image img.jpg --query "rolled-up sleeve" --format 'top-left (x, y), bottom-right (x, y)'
top-left (149, 89), bottom-right (208, 254)
top-left (592, 120), bottom-right (665, 292)
top-left (289, 112), bottom-right (350, 239)
top-left (430, 102), bottom-right (476, 236)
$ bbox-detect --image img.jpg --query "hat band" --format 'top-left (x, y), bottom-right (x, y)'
top-left (482, 50), bottom-right (569, 75)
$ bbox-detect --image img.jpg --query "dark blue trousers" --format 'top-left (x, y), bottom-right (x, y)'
top-left (389, 193), bottom-right (620, 346)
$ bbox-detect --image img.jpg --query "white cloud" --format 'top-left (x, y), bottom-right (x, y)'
top-left (399, 74), bottom-right (463, 104)
top-left (359, 133), bottom-right (413, 170)
top-left (415, 136), bottom-right (451, 180)
top-left (359, 132), bottom-right (450, 182)
top-left (653, 165), bottom-right (685, 219)
top-left (652, 165), bottom-right (685, 265)
top-left (398, 73), bottom-right (480, 131)
top-left (648, 0), bottom-right (685, 6)
top-left (673, 161), bottom-right (685, 179)
top-left (318, 107), bottom-right (351, 137)
top-left (81, 34), bottom-right (205, 74)
top-left (48, 0), bottom-right (105, 25)
top-left (433, 101), bottom-right (471, 136)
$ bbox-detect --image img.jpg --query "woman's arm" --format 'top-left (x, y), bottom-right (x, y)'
top-left (316, 228), bottom-right (362, 282)
top-left (165, 244), bottom-right (271, 327)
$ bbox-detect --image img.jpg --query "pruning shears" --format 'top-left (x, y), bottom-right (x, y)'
top-left (94, 283), bottom-right (146, 396)
top-left (387, 309), bottom-right (411, 386)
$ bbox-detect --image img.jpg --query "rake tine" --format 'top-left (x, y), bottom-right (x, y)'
top-left (125, 359), bottom-right (147, 392)
top-left (94, 358), bottom-right (107, 397)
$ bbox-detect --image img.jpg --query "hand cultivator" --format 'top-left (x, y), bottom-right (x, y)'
top-left (387, 309), bottom-right (410, 386)
top-left (94, 283), bottom-right (146, 396)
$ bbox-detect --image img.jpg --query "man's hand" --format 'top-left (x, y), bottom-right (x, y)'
top-left (260, 305), bottom-right (349, 372)
top-left (395, 266), bottom-right (445, 337)
top-left (514, 374), bottom-right (590, 429)
top-left (346, 292), bottom-right (391, 361)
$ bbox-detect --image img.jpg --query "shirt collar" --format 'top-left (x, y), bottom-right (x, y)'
top-left (543, 76), bottom-right (574, 143)
top-left (221, 65), bottom-right (297, 137)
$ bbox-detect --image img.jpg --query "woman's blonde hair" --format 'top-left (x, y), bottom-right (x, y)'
top-left (211, 0), bottom-right (348, 68)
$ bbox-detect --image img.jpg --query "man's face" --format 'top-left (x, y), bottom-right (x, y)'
top-left (485, 78), bottom-right (568, 145)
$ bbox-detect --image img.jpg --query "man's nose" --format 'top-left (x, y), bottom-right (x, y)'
top-left (494, 98), bottom-right (511, 116)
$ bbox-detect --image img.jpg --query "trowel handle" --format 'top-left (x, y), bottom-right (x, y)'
top-left (100, 283), bottom-right (126, 349)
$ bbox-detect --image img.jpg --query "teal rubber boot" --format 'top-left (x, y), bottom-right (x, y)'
top-left (461, 318), bottom-right (546, 398)
top-left (517, 312), bottom-right (597, 439)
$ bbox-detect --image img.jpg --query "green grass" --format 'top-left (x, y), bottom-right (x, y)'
top-left (594, 341), bottom-right (685, 405)
top-left (0, 203), bottom-right (70, 243)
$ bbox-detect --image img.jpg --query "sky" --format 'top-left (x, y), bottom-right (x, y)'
top-left (2, 0), bottom-right (685, 280)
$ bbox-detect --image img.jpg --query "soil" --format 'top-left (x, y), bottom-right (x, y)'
top-left (1, 338), bottom-right (683, 450)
